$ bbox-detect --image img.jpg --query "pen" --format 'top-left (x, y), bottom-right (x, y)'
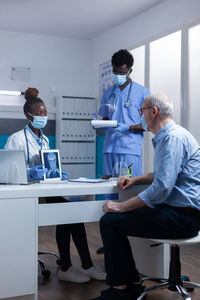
top-left (93, 112), bottom-right (97, 119)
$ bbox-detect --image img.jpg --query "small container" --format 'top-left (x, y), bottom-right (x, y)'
top-left (112, 161), bottom-right (129, 178)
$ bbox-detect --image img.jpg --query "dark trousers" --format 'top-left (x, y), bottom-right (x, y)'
top-left (100, 205), bottom-right (200, 286)
top-left (46, 197), bottom-right (93, 270)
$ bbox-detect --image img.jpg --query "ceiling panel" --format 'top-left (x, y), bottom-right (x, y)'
top-left (0, 0), bottom-right (167, 39)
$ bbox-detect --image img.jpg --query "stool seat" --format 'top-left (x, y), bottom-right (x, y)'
top-left (150, 231), bottom-right (200, 245)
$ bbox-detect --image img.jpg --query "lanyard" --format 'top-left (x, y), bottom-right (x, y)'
top-left (24, 127), bottom-right (47, 165)
top-left (109, 81), bottom-right (132, 109)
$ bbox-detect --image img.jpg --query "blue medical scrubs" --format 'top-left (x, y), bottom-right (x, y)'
top-left (99, 80), bottom-right (150, 177)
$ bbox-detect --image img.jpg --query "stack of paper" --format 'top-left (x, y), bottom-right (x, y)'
top-left (91, 120), bottom-right (117, 129)
top-left (68, 177), bottom-right (111, 183)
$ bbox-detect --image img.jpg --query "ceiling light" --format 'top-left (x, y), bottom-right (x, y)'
top-left (0, 90), bottom-right (23, 96)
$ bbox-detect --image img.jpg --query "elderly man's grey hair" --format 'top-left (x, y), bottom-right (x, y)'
top-left (145, 93), bottom-right (173, 119)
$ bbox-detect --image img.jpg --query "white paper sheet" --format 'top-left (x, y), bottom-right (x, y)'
top-left (68, 177), bottom-right (112, 183)
top-left (91, 120), bottom-right (117, 128)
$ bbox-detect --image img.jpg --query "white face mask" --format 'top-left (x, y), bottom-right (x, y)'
top-left (141, 115), bottom-right (147, 131)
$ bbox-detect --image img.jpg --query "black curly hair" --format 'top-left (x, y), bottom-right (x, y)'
top-left (111, 49), bottom-right (134, 69)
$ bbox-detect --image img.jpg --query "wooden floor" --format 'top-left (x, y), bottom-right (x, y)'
top-left (38, 223), bottom-right (200, 300)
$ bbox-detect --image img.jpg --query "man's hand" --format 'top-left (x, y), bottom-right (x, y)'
top-left (103, 196), bottom-right (147, 213)
top-left (103, 201), bottom-right (124, 213)
top-left (117, 176), bottom-right (135, 190)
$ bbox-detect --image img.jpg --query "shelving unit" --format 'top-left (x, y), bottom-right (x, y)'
top-left (56, 96), bottom-right (96, 178)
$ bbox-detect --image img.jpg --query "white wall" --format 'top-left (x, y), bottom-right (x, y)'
top-left (91, 0), bottom-right (200, 101)
top-left (91, 0), bottom-right (200, 173)
top-left (0, 30), bottom-right (92, 118)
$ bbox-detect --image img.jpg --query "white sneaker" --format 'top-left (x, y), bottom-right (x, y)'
top-left (81, 266), bottom-right (106, 280)
top-left (58, 266), bottom-right (91, 283)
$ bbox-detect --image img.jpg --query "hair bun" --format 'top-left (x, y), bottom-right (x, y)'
top-left (24, 87), bottom-right (39, 101)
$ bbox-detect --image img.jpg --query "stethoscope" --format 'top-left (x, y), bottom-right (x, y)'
top-left (109, 80), bottom-right (132, 110)
top-left (24, 127), bottom-right (48, 165)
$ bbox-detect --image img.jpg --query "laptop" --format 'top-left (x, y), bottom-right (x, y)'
top-left (0, 149), bottom-right (39, 185)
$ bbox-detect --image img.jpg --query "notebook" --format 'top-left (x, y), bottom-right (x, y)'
top-left (0, 149), bottom-right (39, 185)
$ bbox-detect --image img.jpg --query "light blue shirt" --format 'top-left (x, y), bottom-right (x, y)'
top-left (98, 81), bottom-right (149, 155)
top-left (25, 124), bottom-right (47, 148)
top-left (139, 120), bottom-right (200, 210)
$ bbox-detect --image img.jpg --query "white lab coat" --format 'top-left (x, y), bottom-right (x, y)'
top-left (5, 128), bottom-right (49, 168)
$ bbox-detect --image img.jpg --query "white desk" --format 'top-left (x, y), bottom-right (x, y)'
top-left (0, 182), bottom-right (169, 300)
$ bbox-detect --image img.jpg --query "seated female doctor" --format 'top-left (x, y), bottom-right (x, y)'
top-left (5, 87), bottom-right (105, 283)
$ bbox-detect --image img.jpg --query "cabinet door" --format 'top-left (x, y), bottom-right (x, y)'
top-left (0, 198), bottom-right (37, 299)
top-left (61, 119), bottom-right (95, 142)
top-left (60, 142), bottom-right (95, 163)
top-left (62, 163), bottom-right (95, 178)
top-left (62, 98), bottom-right (95, 119)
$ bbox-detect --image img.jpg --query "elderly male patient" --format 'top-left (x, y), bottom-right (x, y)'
top-left (91, 93), bottom-right (200, 300)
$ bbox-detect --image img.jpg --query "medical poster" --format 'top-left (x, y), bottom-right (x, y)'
top-left (99, 60), bottom-right (113, 102)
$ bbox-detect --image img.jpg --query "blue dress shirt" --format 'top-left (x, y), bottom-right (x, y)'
top-left (139, 120), bottom-right (200, 210)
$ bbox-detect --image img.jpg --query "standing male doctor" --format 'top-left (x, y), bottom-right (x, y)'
top-left (98, 49), bottom-right (150, 179)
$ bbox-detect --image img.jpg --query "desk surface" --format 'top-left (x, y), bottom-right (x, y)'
top-left (0, 181), bottom-right (148, 199)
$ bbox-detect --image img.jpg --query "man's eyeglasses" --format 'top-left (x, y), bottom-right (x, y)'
top-left (138, 107), bottom-right (152, 116)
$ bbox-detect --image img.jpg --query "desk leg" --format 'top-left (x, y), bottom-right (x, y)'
top-left (0, 197), bottom-right (37, 300)
top-left (118, 190), bottom-right (170, 278)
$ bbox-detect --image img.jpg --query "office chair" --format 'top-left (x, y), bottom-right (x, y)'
top-left (38, 251), bottom-right (60, 279)
top-left (137, 232), bottom-right (200, 300)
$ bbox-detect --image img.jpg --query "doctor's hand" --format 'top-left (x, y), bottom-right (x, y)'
top-left (61, 171), bottom-right (70, 180)
top-left (114, 123), bottom-right (129, 134)
top-left (30, 164), bottom-right (48, 179)
top-left (117, 176), bottom-right (135, 190)
top-left (103, 200), bottom-right (124, 213)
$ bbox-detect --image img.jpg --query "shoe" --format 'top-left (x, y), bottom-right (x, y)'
top-left (96, 246), bottom-right (104, 254)
top-left (127, 283), bottom-right (146, 300)
top-left (58, 266), bottom-right (90, 283)
top-left (81, 266), bottom-right (106, 280)
top-left (90, 287), bottom-right (131, 300)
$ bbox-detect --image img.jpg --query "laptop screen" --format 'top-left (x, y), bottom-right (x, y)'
top-left (0, 149), bottom-right (29, 184)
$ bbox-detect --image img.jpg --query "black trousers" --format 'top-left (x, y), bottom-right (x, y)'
top-left (100, 205), bottom-right (200, 286)
top-left (45, 197), bottom-right (93, 270)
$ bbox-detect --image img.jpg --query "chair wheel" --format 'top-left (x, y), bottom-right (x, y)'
top-left (182, 276), bottom-right (195, 292)
top-left (42, 269), bottom-right (51, 279)
top-left (56, 259), bottom-right (61, 266)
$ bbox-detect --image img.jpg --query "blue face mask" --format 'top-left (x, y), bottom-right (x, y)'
top-left (29, 113), bottom-right (48, 129)
top-left (141, 115), bottom-right (147, 131)
top-left (113, 74), bottom-right (127, 86)
top-left (113, 69), bottom-right (130, 86)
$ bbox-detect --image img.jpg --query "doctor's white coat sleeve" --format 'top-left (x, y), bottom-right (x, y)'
top-left (4, 133), bottom-right (26, 151)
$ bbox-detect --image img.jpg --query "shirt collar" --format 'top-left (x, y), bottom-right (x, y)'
top-left (115, 80), bottom-right (132, 93)
top-left (152, 120), bottom-right (175, 148)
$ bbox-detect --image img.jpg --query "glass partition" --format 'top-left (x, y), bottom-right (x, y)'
top-left (188, 24), bottom-right (200, 143)
top-left (130, 45), bottom-right (145, 86)
top-left (149, 31), bottom-right (181, 124)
